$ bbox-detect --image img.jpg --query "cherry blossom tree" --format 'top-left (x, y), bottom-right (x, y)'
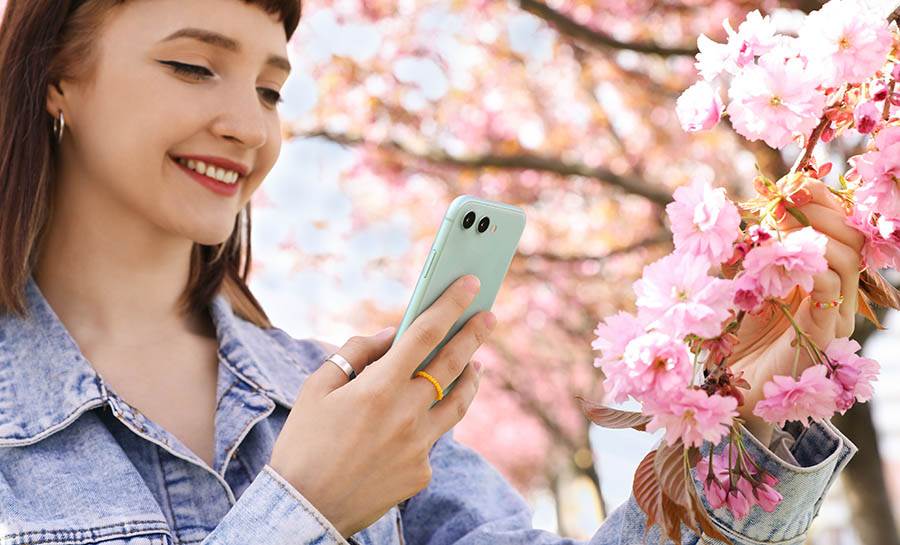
top-left (263, 0), bottom-right (900, 541)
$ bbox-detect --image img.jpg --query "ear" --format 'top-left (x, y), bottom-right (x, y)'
top-left (45, 80), bottom-right (67, 119)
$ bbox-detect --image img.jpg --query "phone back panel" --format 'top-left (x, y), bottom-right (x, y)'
top-left (391, 195), bottom-right (526, 402)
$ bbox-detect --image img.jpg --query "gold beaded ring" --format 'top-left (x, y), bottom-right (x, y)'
top-left (812, 294), bottom-right (844, 310)
top-left (414, 370), bottom-right (444, 401)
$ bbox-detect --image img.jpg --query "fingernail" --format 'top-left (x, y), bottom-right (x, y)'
top-left (377, 326), bottom-right (395, 337)
top-left (464, 275), bottom-right (480, 293)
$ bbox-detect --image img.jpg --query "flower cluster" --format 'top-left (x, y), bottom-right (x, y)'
top-left (588, 2), bottom-right (897, 528)
top-left (678, 2), bottom-right (894, 150)
top-left (697, 448), bottom-right (782, 519)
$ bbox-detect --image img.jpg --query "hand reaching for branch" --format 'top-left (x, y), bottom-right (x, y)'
top-left (729, 179), bottom-right (865, 444)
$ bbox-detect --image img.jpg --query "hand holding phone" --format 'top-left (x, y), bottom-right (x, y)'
top-left (392, 195), bottom-right (526, 404)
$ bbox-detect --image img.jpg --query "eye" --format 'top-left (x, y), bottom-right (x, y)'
top-left (258, 88), bottom-right (283, 108)
top-left (159, 60), bottom-right (282, 108)
top-left (159, 60), bottom-right (214, 80)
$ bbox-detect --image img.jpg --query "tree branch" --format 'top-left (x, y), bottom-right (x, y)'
top-left (296, 129), bottom-right (673, 205)
top-left (518, 0), bottom-right (698, 58)
top-left (518, 232), bottom-right (671, 264)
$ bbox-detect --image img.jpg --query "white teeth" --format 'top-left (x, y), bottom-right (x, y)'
top-left (176, 157), bottom-right (240, 184)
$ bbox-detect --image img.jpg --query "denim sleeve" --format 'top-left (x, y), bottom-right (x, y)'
top-left (400, 420), bottom-right (856, 545)
top-left (200, 464), bottom-right (360, 545)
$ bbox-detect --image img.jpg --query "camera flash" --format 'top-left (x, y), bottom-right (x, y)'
top-left (491, 225), bottom-right (497, 232)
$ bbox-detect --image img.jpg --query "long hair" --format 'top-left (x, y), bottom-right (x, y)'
top-left (0, 0), bottom-right (301, 327)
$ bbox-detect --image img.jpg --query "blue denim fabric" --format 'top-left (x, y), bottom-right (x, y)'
top-left (0, 274), bottom-right (856, 544)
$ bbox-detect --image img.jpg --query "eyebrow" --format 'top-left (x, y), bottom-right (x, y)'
top-left (159, 27), bottom-right (291, 74)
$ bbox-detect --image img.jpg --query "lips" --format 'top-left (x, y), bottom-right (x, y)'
top-left (169, 153), bottom-right (251, 178)
top-left (169, 154), bottom-right (240, 197)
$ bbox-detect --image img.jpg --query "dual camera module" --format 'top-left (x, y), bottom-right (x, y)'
top-left (462, 210), bottom-right (490, 233)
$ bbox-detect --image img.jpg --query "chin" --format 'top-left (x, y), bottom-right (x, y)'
top-left (180, 219), bottom-right (240, 247)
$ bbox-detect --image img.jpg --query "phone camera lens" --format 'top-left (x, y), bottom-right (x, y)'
top-left (477, 216), bottom-right (490, 233)
top-left (462, 211), bottom-right (476, 229)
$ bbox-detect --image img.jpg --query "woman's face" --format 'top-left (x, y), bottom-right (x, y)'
top-left (46, 0), bottom-right (290, 245)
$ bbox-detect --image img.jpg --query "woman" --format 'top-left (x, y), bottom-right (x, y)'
top-left (0, 1), bottom-right (860, 544)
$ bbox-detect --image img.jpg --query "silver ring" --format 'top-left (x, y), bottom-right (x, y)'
top-left (326, 353), bottom-right (357, 380)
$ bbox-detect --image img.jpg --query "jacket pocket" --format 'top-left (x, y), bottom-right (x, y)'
top-left (0, 517), bottom-right (173, 545)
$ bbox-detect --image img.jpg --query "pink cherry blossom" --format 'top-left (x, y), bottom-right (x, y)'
top-left (601, 331), bottom-right (692, 404)
top-left (694, 10), bottom-right (777, 80)
top-left (727, 45), bottom-right (827, 149)
top-left (799, 0), bottom-right (894, 87)
top-left (846, 207), bottom-right (900, 269)
top-left (738, 227), bottom-right (828, 300)
top-left (853, 101), bottom-right (880, 134)
top-left (676, 81), bottom-right (724, 132)
top-left (754, 478), bottom-right (783, 513)
top-left (733, 274), bottom-right (764, 312)
top-left (592, 311), bottom-right (646, 367)
top-left (695, 449), bottom-right (780, 519)
top-left (753, 365), bottom-right (840, 427)
top-left (666, 179), bottom-right (741, 265)
top-left (854, 125), bottom-right (900, 217)
top-left (825, 337), bottom-right (880, 413)
top-left (633, 253), bottom-right (736, 339)
top-left (644, 389), bottom-right (738, 447)
top-left (726, 487), bottom-right (752, 519)
top-left (695, 34), bottom-right (732, 81)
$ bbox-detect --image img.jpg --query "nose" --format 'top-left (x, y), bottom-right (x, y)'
top-left (210, 83), bottom-right (269, 150)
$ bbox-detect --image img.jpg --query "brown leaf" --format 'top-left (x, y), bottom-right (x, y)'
top-left (632, 444), bottom-right (734, 545)
top-left (857, 288), bottom-right (885, 330)
top-left (633, 450), bottom-right (662, 531)
top-left (574, 395), bottom-right (652, 431)
top-left (859, 269), bottom-right (900, 310)
top-left (660, 493), bottom-right (686, 545)
top-left (655, 440), bottom-right (691, 508)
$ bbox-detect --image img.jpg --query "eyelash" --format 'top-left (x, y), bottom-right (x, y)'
top-left (160, 60), bottom-right (283, 107)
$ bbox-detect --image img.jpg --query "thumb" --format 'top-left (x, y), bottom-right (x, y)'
top-left (307, 326), bottom-right (396, 396)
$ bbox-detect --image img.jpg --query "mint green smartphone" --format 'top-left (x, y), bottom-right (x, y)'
top-left (391, 195), bottom-right (526, 405)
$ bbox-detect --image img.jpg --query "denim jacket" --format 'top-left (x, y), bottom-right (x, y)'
top-left (0, 274), bottom-right (856, 545)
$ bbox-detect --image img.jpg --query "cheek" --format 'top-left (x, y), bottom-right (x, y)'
top-left (72, 64), bottom-right (205, 195)
top-left (241, 122), bottom-right (282, 201)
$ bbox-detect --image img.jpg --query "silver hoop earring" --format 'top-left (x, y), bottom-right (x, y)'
top-left (51, 110), bottom-right (65, 143)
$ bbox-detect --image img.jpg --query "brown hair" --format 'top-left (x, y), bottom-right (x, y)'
top-left (0, 0), bottom-right (301, 327)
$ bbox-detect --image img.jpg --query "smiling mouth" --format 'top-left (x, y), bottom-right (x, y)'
top-left (169, 154), bottom-right (243, 185)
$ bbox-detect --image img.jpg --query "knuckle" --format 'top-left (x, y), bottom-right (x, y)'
top-left (451, 290), bottom-right (472, 313)
top-left (472, 325), bottom-right (488, 346)
top-left (820, 270), bottom-right (841, 294)
top-left (411, 323), bottom-right (442, 348)
top-left (455, 399), bottom-right (468, 421)
top-left (848, 230), bottom-right (866, 253)
top-left (444, 352), bottom-right (466, 376)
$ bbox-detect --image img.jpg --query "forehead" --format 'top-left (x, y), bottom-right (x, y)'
top-left (100, 0), bottom-right (288, 56)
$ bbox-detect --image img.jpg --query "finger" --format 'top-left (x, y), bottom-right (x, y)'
top-left (307, 328), bottom-right (396, 397)
top-left (804, 179), bottom-right (847, 215)
top-left (410, 310), bottom-right (495, 411)
top-left (794, 266), bottom-right (841, 354)
top-left (387, 275), bottom-right (481, 380)
top-left (776, 203), bottom-right (865, 253)
top-left (825, 239), bottom-right (861, 338)
top-left (425, 358), bottom-right (482, 439)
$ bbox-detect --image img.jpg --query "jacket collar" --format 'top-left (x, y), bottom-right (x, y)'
top-left (0, 274), bottom-right (319, 447)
